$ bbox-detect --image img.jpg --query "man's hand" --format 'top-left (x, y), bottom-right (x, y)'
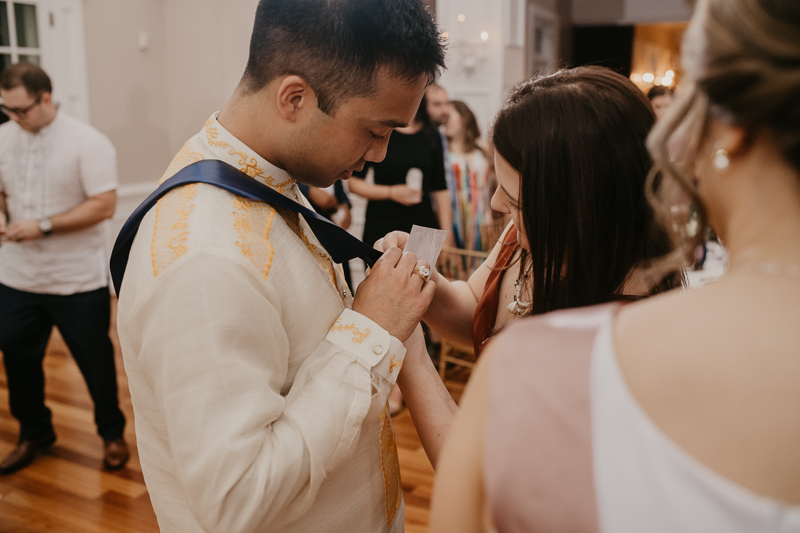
top-left (5, 219), bottom-right (43, 242)
top-left (389, 185), bottom-right (423, 206)
top-left (352, 247), bottom-right (435, 341)
top-left (373, 231), bottom-right (444, 285)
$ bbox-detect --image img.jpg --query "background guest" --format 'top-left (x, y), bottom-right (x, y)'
top-left (445, 100), bottom-right (493, 251)
top-left (349, 95), bottom-right (452, 248)
top-left (647, 85), bottom-right (674, 119)
top-left (0, 63), bottom-right (128, 475)
top-left (426, 84), bottom-right (457, 226)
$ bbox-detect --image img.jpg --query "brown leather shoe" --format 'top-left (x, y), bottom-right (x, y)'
top-left (103, 438), bottom-right (130, 471)
top-left (0, 432), bottom-right (57, 475)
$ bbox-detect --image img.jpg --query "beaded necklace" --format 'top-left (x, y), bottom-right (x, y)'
top-left (507, 257), bottom-right (533, 316)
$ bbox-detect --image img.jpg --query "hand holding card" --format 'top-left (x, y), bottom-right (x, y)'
top-left (404, 225), bottom-right (449, 268)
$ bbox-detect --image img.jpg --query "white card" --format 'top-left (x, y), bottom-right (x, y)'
top-left (405, 225), bottom-right (449, 266)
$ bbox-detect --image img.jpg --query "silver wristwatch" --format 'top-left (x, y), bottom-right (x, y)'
top-left (38, 217), bottom-right (53, 236)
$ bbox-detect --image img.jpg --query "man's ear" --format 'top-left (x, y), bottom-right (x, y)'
top-left (40, 92), bottom-right (53, 106)
top-left (275, 75), bottom-right (317, 123)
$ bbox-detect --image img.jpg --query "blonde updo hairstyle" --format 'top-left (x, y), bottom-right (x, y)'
top-left (646, 0), bottom-right (800, 270)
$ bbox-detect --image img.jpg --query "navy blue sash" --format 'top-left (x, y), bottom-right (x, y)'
top-left (110, 159), bottom-right (381, 296)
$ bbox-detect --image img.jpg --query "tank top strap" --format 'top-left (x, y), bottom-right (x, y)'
top-left (484, 303), bottom-right (621, 532)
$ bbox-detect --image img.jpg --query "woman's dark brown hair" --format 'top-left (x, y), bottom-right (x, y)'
top-left (492, 66), bottom-right (680, 316)
top-left (450, 100), bottom-right (484, 156)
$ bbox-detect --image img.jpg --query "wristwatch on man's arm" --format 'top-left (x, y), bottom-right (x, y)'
top-left (38, 217), bottom-right (53, 236)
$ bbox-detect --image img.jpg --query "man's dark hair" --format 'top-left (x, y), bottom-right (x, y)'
top-left (242, 0), bottom-right (446, 114)
top-left (0, 62), bottom-right (52, 95)
top-left (492, 66), bottom-right (680, 318)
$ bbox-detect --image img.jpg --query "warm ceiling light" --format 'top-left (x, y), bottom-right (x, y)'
top-left (458, 13), bottom-right (466, 22)
top-left (662, 77), bottom-right (673, 86)
top-left (642, 72), bottom-right (655, 83)
top-left (480, 31), bottom-right (489, 41)
top-left (630, 73), bottom-right (643, 82)
top-left (665, 70), bottom-right (675, 78)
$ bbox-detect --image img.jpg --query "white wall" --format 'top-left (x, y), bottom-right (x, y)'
top-left (436, 0), bottom-right (566, 139)
top-left (162, 0), bottom-right (256, 152)
top-left (84, 0), bottom-right (170, 186)
top-left (572, 0), bottom-right (690, 25)
top-left (436, 0), bottom-right (507, 141)
top-left (84, 0), bottom-right (258, 188)
top-left (83, 0), bottom-right (258, 253)
top-left (621, 0), bottom-right (690, 24)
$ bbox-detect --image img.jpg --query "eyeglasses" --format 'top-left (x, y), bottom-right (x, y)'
top-left (0, 94), bottom-right (43, 118)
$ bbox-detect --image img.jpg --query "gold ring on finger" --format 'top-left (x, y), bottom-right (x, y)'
top-left (413, 265), bottom-right (430, 281)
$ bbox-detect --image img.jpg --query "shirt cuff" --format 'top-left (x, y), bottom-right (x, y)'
top-left (327, 309), bottom-right (406, 382)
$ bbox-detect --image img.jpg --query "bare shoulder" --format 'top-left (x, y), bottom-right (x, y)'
top-left (613, 278), bottom-right (800, 503)
top-left (616, 277), bottom-right (800, 362)
top-left (612, 281), bottom-right (753, 422)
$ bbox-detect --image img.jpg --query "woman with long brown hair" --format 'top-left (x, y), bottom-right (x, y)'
top-left (430, 0), bottom-right (800, 530)
top-left (379, 65), bottom-right (680, 464)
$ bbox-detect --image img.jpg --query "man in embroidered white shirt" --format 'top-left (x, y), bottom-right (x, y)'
top-left (116, 0), bottom-right (446, 531)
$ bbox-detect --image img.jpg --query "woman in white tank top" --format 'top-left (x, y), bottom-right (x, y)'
top-left (429, 0), bottom-right (800, 531)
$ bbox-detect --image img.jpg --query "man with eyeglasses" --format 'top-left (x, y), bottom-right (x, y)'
top-left (0, 62), bottom-right (129, 475)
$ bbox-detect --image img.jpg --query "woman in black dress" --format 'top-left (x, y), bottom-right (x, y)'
top-left (349, 96), bottom-right (451, 247)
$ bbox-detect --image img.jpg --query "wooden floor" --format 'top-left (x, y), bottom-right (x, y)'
top-left (0, 301), bottom-right (468, 532)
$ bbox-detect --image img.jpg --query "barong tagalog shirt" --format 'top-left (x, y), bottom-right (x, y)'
top-left (117, 113), bottom-right (407, 532)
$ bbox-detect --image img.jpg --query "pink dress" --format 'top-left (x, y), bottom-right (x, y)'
top-left (484, 303), bottom-right (800, 532)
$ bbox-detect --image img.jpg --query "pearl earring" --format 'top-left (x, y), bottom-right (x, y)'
top-left (713, 147), bottom-right (729, 170)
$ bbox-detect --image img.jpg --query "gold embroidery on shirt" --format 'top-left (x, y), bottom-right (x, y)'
top-left (299, 228), bottom-right (341, 295)
top-left (232, 196), bottom-right (277, 281)
top-left (380, 404), bottom-right (402, 527)
top-left (151, 141), bottom-right (206, 276)
top-left (151, 184), bottom-right (199, 277)
top-left (329, 318), bottom-right (370, 343)
top-left (389, 355), bottom-right (401, 373)
top-left (280, 210), bottom-right (344, 307)
top-left (159, 141), bottom-right (205, 185)
top-left (203, 119), bottom-right (294, 193)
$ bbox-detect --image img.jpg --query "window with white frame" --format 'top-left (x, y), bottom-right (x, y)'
top-left (0, 1), bottom-right (41, 71)
top-left (0, 0), bottom-right (90, 123)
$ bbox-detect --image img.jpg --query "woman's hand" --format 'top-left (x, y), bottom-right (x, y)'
top-left (374, 231), bottom-right (410, 253)
top-left (389, 184), bottom-right (423, 206)
top-left (397, 323), bottom-right (459, 469)
top-left (399, 324), bottom-right (429, 380)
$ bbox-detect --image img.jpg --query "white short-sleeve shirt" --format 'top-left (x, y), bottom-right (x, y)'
top-left (0, 112), bottom-right (118, 295)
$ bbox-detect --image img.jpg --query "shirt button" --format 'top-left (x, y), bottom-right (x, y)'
top-left (372, 345), bottom-right (383, 355)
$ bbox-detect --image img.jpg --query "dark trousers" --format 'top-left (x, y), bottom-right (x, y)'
top-left (0, 283), bottom-right (125, 442)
